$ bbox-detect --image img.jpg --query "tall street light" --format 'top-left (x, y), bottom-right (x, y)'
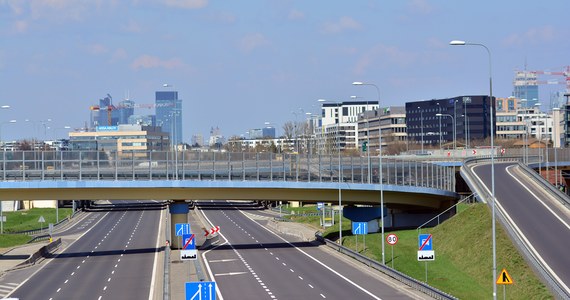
top-left (418, 107), bottom-right (424, 153)
top-left (352, 81), bottom-right (385, 265)
top-left (450, 39), bottom-right (496, 299)
top-left (436, 113), bottom-right (455, 150)
top-left (0, 119), bottom-right (16, 234)
top-left (317, 99), bottom-right (343, 244)
top-left (351, 95), bottom-right (371, 184)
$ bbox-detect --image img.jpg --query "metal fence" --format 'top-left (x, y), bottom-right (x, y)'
top-left (0, 150), bottom-right (456, 191)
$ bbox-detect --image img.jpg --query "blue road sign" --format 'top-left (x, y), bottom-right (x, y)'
top-left (317, 202), bottom-right (324, 210)
top-left (418, 234), bottom-right (433, 251)
top-left (186, 281), bottom-right (216, 300)
top-left (175, 223), bottom-right (191, 237)
top-left (182, 234), bottom-right (196, 250)
top-left (351, 222), bottom-right (368, 235)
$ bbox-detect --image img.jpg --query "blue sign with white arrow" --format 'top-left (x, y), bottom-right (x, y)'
top-left (175, 223), bottom-right (191, 237)
top-left (352, 222), bottom-right (368, 235)
top-left (186, 281), bottom-right (216, 300)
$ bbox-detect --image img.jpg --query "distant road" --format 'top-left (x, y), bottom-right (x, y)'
top-left (199, 201), bottom-right (427, 300)
top-left (471, 162), bottom-right (570, 296)
top-left (9, 200), bottom-right (163, 300)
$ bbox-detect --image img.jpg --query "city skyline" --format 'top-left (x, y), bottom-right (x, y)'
top-left (1, 1), bottom-right (569, 142)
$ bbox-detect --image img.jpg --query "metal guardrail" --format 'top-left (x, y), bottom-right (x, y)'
top-left (0, 150), bottom-right (456, 192)
top-left (314, 232), bottom-right (457, 300)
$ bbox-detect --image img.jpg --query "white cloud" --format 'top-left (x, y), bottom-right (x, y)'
top-left (13, 20), bottom-right (29, 33)
top-left (112, 48), bottom-right (128, 61)
top-left (122, 20), bottom-right (142, 33)
top-left (163, 0), bottom-right (207, 9)
top-left (353, 44), bottom-right (417, 75)
top-left (238, 33), bottom-right (268, 53)
top-left (87, 44), bottom-right (109, 55)
top-left (131, 54), bottom-right (184, 70)
top-left (408, 0), bottom-right (433, 14)
top-left (321, 16), bottom-right (361, 34)
top-left (288, 9), bottom-right (304, 20)
top-left (503, 26), bottom-right (557, 46)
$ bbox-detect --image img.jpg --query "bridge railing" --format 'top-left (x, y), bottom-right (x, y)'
top-left (0, 150), bottom-right (456, 191)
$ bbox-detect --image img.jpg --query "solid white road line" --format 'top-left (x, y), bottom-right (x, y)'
top-left (238, 210), bottom-right (382, 300)
top-left (147, 208), bottom-right (164, 300)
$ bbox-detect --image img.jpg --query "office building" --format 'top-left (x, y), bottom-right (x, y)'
top-left (155, 90), bottom-right (183, 146)
top-left (406, 96), bottom-right (495, 149)
top-left (68, 124), bottom-right (169, 152)
top-left (513, 71), bottom-right (539, 108)
top-left (118, 99), bottom-right (135, 125)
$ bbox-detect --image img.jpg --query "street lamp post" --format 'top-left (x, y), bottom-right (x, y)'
top-left (352, 81), bottom-right (385, 265)
top-left (0, 119), bottom-right (16, 234)
top-left (450, 39), bottom-right (496, 300)
top-left (418, 107), bottom-right (424, 153)
top-left (437, 103), bottom-right (442, 151)
top-left (436, 113), bottom-right (455, 150)
top-left (317, 99), bottom-right (343, 244)
top-left (352, 95), bottom-right (371, 184)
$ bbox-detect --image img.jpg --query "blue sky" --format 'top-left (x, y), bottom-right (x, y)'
top-left (1, 0), bottom-right (569, 142)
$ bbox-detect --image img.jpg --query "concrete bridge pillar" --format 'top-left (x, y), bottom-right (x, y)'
top-left (169, 200), bottom-right (189, 249)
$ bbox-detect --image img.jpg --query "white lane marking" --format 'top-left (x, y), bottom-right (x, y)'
top-left (308, 284), bottom-right (314, 289)
top-left (57, 288), bottom-right (61, 293)
top-left (239, 210), bottom-right (383, 300)
top-left (298, 276), bottom-right (303, 280)
top-left (214, 272), bottom-right (249, 276)
top-left (470, 164), bottom-right (570, 295)
top-left (209, 259), bottom-right (239, 263)
top-left (320, 293), bottom-right (326, 298)
top-left (506, 165), bottom-right (570, 230)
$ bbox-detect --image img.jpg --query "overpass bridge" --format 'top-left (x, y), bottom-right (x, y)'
top-left (0, 150), bottom-right (460, 233)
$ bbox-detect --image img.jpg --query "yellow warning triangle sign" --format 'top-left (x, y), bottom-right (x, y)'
top-left (496, 268), bottom-right (514, 285)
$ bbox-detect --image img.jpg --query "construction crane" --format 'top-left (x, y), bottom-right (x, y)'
top-left (517, 66), bottom-right (570, 93)
top-left (89, 101), bottom-right (176, 126)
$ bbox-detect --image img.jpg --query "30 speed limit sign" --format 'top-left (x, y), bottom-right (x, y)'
top-left (386, 234), bottom-right (398, 245)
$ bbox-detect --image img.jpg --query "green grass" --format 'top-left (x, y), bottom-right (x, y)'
top-left (1, 208), bottom-right (72, 233)
top-left (0, 207), bottom-right (72, 250)
top-left (287, 203), bottom-right (553, 299)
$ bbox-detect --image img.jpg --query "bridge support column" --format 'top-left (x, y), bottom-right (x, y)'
top-left (169, 200), bottom-right (189, 249)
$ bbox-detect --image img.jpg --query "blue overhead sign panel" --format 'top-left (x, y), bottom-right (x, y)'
top-left (351, 222), bottom-right (368, 235)
top-left (175, 223), bottom-right (191, 237)
top-left (186, 281), bottom-right (216, 300)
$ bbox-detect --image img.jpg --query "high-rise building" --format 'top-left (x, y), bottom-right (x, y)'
top-left (118, 99), bottom-right (135, 125)
top-left (155, 90), bottom-right (182, 146)
top-left (513, 71), bottom-right (539, 108)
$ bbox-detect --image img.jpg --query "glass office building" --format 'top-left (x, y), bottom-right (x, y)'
top-left (155, 91), bottom-right (183, 146)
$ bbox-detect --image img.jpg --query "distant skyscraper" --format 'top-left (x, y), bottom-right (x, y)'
top-left (155, 90), bottom-right (182, 145)
top-left (191, 134), bottom-right (204, 147)
top-left (94, 94), bottom-right (120, 126)
top-left (118, 99), bottom-right (135, 125)
top-left (513, 71), bottom-right (539, 108)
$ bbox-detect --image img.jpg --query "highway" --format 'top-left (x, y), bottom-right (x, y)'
top-left (7, 200), bottom-right (164, 300)
top-left (199, 201), bottom-right (427, 300)
top-left (470, 162), bottom-right (570, 296)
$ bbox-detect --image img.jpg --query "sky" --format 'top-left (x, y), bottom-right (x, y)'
top-left (1, 0), bottom-right (569, 143)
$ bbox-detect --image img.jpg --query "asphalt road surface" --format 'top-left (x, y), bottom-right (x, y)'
top-left (199, 200), bottom-right (425, 300)
top-left (471, 162), bottom-right (570, 296)
top-left (8, 200), bottom-right (163, 300)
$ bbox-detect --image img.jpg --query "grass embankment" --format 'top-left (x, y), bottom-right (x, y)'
top-left (0, 208), bottom-right (72, 249)
top-left (284, 204), bottom-right (552, 299)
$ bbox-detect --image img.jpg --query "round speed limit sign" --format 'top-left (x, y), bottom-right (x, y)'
top-left (386, 234), bottom-right (398, 245)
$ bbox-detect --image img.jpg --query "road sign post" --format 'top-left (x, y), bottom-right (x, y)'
top-left (496, 268), bottom-right (513, 300)
top-left (417, 234), bottom-right (434, 283)
top-left (38, 215), bottom-right (45, 232)
top-left (386, 233), bottom-right (398, 269)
